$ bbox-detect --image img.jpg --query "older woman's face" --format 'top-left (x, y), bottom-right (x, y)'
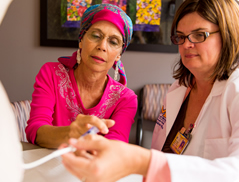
top-left (79, 21), bottom-right (122, 74)
top-left (177, 12), bottom-right (222, 79)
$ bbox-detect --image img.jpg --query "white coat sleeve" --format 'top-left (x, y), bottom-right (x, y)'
top-left (165, 154), bottom-right (239, 182)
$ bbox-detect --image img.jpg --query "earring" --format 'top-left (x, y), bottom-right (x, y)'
top-left (77, 49), bottom-right (81, 65)
top-left (114, 61), bottom-right (119, 80)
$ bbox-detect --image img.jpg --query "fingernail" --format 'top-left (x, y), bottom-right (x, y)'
top-left (102, 128), bottom-right (109, 134)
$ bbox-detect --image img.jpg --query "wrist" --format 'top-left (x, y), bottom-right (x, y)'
top-left (126, 144), bottom-right (151, 176)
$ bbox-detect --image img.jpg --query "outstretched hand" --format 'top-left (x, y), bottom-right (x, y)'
top-left (60, 135), bottom-right (151, 182)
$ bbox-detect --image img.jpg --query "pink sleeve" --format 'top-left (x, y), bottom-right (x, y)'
top-left (104, 92), bottom-right (137, 143)
top-left (25, 63), bottom-right (56, 144)
top-left (144, 149), bottom-right (171, 182)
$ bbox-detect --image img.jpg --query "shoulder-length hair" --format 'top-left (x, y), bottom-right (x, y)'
top-left (171, 0), bottom-right (239, 87)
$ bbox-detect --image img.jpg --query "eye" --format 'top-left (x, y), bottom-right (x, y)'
top-left (194, 32), bottom-right (204, 37)
top-left (175, 35), bottom-right (184, 41)
top-left (191, 32), bottom-right (205, 41)
top-left (109, 37), bottom-right (120, 46)
top-left (90, 31), bottom-right (101, 40)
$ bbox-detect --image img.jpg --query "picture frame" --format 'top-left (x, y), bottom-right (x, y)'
top-left (40, 0), bottom-right (183, 53)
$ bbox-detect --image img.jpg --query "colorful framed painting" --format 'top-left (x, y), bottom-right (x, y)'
top-left (40, 0), bottom-right (183, 53)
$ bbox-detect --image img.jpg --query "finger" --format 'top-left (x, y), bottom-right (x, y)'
top-left (74, 149), bottom-right (95, 160)
top-left (92, 119), bottom-right (115, 134)
top-left (88, 116), bottom-right (109, 134)
top-left (62, 151), bottom-right (93, 176)
top-left (87, 150), bottom-right (98, 156)
top-left (76, 115), bottom-right (108, 133)
top-left (75, 114), bottom-right (115, 135)
top-left (69, 135), bottom-right (108, 152)
top-left (102, 119), bottom-right (115, 128)
top-left (62, 156), bottom-right (87, 180)
top-left (71, 140), bottom-right (98, 157)
top-left (58, 143), bottom-right (69, 149)
top-left (81, 150), bottom-right (95, 160)
top-left (63, 163), bottom-right (82, 179)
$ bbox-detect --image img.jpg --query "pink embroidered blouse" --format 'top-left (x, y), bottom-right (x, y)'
top-left (25, 55), bottom-right (137, 144)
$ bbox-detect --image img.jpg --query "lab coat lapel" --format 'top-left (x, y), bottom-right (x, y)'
top-left (166, 86), bottom-right (187, 136)
top-left (192, 79), bottom-right (225, 129)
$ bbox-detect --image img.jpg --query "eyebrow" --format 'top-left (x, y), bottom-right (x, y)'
top-left (176, 28), bottom-right (208, 34)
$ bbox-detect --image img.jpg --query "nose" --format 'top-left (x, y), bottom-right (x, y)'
top-left (97, 38), bottom-right (107, 52)
top-left (182, 37), bottom-right (194, 49)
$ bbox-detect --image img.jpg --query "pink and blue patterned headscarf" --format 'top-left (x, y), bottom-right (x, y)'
top-left (78, 4), bottom-right (133, 86)
top-left (79, 4), bottom-right (133, 54)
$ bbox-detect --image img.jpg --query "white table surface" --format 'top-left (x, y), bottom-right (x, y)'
top-left (22, 148), bottom-right (143, 182)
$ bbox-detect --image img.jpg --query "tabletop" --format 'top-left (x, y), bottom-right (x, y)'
top-left (21, 142), bottom-right (143, 182)
top-left (21, 142), bottom-right (43, 151)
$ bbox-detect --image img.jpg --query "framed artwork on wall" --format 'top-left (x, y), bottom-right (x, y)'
top-left (40, 0), bottom-right (183, 53)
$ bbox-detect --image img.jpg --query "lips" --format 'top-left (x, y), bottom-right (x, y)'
top-left (185, 53), bottom-right (198, 58)
top-left (91, 56), bottom-right (105, 63)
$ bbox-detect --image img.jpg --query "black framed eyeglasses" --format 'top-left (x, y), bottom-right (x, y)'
top-left (171, 31), bottom-right (220, 45)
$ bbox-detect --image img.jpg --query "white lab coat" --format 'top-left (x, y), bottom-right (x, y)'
top-left (0, 82), bottom-right (24, 182)
top-left (151, 69), bottom-right (239, 182)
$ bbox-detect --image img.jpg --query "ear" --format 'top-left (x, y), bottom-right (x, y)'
top-left (115, 54), bottom-right (121, 62)
top-left (79, 42), bottom-right (82, 49)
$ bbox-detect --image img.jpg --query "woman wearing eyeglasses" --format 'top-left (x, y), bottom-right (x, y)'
top-left (25, 4), bottom-right (137, 149)
top-left (61, 0), bottom-right (239, 181)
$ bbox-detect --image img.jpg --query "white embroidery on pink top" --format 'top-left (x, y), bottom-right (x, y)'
top-left (55, 64), bottom-right (125, 121)
top-left (55, 64), bottom-right (83, 121)
top-left (97, 85), bottom-right (125, 119)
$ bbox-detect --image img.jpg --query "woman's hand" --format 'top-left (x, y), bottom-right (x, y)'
top-left (34, 114), bottom-right (114, 149)
top-left (68, 114), bottom-right (115, 139)
top-left (60, 135), bottom-right (151, 182)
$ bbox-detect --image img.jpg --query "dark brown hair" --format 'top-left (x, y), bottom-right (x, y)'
top-left (171, 0), bottom-right (239, 87)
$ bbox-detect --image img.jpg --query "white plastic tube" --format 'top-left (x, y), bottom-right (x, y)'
top-left (23, 126), bottom-right (99, 169)
top-left (23, 146), bottom-right (76, 169)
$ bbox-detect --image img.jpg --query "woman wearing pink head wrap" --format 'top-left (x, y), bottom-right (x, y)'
top-left (25, 4), bottom-right (136, 149)
top-left (61, 1), bottom-right (239, 182)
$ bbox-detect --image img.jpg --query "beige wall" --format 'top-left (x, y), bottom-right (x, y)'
top-left (0, 0), bottom-right (179, 143)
